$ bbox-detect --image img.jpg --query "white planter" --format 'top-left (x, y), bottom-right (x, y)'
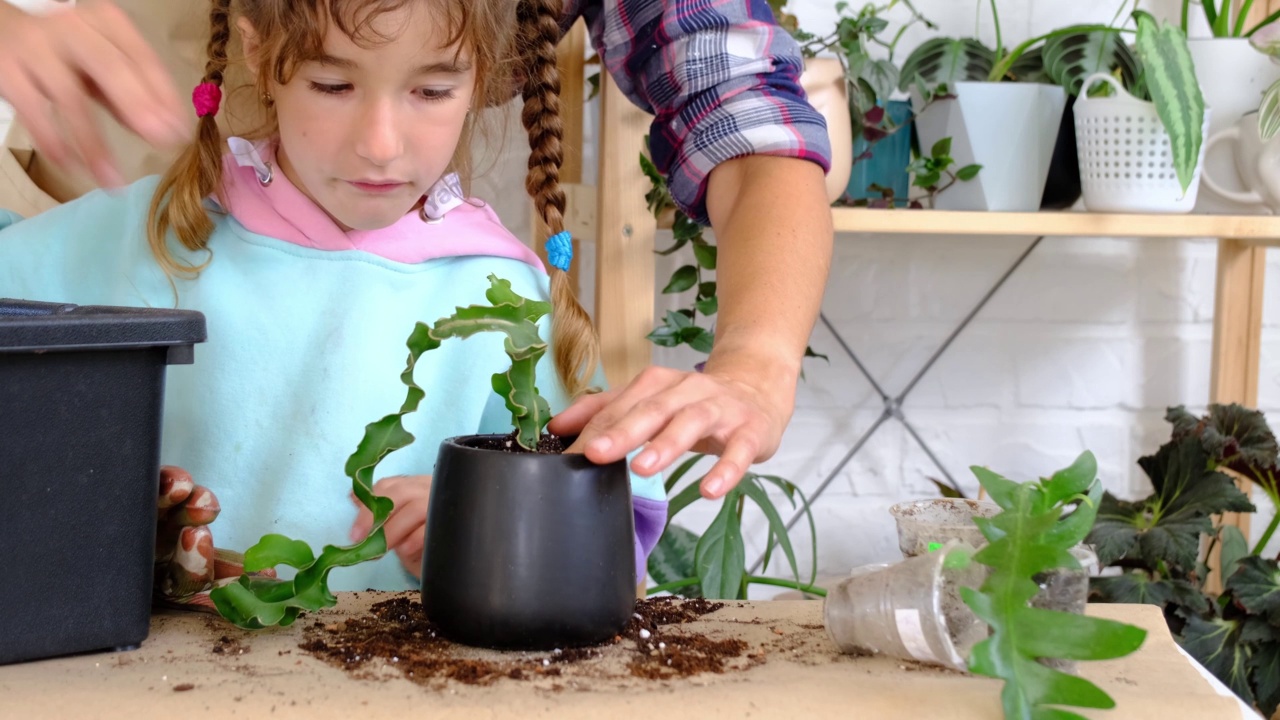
top-left (910, 82), bottom-right (1066, 211)
top-left (1074, 74), bottom-right (1209, 213)
top-left (800, 57), bottom-right (853, 204)
top-left (1188, 38), bottom-right (1280, 213)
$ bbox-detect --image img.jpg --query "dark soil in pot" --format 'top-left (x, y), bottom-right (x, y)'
top-left (420, 433), bottom-right (636, 651)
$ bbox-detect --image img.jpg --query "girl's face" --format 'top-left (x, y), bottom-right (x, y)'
top-left (241, 5), bottom-right (476, 232)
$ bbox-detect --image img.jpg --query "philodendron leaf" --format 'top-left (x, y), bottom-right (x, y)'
top-left (695, 492), bottom-right (747, 599)
top-left (211, 275), bottom-right (556, 628)
top-left (738, 476), bottom-right (801, 585)
top-left (1179, 614), bottom-right (1256, 706)
top-left (663, 265), bottom-right (699, 294)
top-left (1226, 556), bottom-right (1280, 623)
top-left (648, 524), bottom-right (703, 598)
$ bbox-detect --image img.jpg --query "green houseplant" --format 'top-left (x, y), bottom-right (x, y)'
top-left (209, 276), bottom-right (627, 633)
top-left (1087, 403), bottom-right (1280, 716)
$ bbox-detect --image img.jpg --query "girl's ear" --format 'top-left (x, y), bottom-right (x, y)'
top-left (237, 16), bottom-right (261, 79)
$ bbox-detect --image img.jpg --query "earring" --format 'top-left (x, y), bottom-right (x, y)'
top-left (262, 91), bottom-right (274, 107)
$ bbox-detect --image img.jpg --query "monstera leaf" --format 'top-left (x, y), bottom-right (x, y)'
top-left (1087, 437), bottom-right (1254, 571)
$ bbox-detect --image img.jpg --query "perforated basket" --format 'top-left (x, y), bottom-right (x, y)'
top-left (1074, 73), bottom-right (1210, 213)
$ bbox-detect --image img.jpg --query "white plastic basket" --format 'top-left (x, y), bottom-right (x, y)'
top-left (1074, 73), bottom-right (1210, 213)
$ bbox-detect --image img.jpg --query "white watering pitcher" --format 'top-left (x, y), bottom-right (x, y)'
top-left (1201, 112), bottom-right (1280, 213)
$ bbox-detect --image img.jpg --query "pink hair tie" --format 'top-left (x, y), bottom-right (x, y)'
top-left (192, 82), bottom-right (222, 118)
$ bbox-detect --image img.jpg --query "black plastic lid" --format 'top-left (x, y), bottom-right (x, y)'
top-left (0, 298), bottom-right (207, 353)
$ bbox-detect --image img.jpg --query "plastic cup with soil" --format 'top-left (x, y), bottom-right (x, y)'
top-left (823, 541), bottom-right (989, 672)
top-left (889, 498), bottom-right (1001, 558)
top-left (1030, 544), bottom-right (1098, 674)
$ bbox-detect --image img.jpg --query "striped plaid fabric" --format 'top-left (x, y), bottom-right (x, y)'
top-left (565, 0), bottom-right (833, 224)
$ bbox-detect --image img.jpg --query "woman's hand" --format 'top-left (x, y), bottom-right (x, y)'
top-left (0, 0), bottom-right (186, 186)
top-left (349, 475), bottom-right (432, 578)
top-left (550, 345), bottom-right (797, 500)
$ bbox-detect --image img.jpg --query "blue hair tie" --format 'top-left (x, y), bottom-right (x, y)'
top-left (545, 231), bottom-right (573, 272)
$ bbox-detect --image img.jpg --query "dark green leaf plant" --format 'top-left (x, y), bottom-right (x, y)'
top-left (955, 451), bottom-right (1148, 719)
top-left (1087, 403), bottom-right (1280, 716)
top-left (209, 275), bottom-right (558, 628)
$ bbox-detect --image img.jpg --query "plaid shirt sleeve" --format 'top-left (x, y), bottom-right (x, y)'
top-left (565, 0), bottom-right (833, 225)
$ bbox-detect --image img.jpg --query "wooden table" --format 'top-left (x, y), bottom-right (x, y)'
top-left (0, 594), bottom-right (1252, 719)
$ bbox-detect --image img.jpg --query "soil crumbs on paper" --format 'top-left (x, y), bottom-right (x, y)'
top-left (299, 595), bottom-right (756, 688)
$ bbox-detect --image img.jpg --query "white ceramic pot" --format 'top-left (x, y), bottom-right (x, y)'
top-left (1202, 112), bottom-right (1280, 213)
top-left (801, 57), bottom-right (853, 203)
top-left (910, 82), bottom-right (1066, 211)
top-left (1188, 38), bottom-right (1280, 213)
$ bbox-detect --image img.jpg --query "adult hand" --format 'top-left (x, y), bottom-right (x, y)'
top-left (349, 474), bottom-right (432, 578)
top-left (154, 465), bottom-right (275, 612)
top-left (550, 344), bottom-right (797, 500)
top-left (0, 0), bottom-right (186, 187)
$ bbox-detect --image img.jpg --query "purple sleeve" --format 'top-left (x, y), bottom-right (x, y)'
top-left (633, 495), bottom-right (668, 581)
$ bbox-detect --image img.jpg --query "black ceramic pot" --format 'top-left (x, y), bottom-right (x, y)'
top-left (1040, 94), bottom-right (1082, 210)
top-left (420, 435), bottom-right (636, 650)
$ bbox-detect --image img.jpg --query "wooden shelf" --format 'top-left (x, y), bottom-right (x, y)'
top-left (830, 207), bottom-right (1280, 243)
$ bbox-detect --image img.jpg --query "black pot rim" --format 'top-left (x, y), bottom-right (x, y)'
top-left (439, 433), bottom-right (628, 470)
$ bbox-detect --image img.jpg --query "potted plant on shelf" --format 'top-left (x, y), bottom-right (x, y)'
top-left (1179, 0), bottom-right (1280, 213)
top-left (1071, 11), bottom-right (1208, 213)
top-left (210, 276), bottom-right (638, 651)
top-left (772, 0), bottom-right (935, 205)
top-left (1086, 403), bottom-right (1280, 715)
top-left (897, 1), bottom-right (1117, 211)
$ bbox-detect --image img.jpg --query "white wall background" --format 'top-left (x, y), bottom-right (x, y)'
top-left (4, 0), bottom-right (1279, 594)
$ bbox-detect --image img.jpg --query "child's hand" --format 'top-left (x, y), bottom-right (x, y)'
top-left (349, 475), bottom-right (432, 579)
top-left (154, 465), bottom-right (275, 612)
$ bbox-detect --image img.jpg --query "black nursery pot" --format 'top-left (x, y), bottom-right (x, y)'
top-left (0, 299), bottom-right (205, 665)
top-left (1040, 94), bottom-right (1082, 210)
top-left (420, 435), bottom-right (636, 650)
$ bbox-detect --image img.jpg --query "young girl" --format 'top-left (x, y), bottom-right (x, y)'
top-left (0, 0), bottom-right (667, 594)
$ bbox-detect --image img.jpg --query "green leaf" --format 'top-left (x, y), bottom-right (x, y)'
top-left (803, 345), bottom-right (829, 363)
top-left (682, 327), bottom-right (715, 354)
top-left (695, 493), bottom-right (747, 599)
top-left (1252, 642), bottom-right (1280, 717)
top-left (664, 453), bottom-right (706, 494)
top-left (692, 242), bottom-right (717, 271)
top-left (860, 59), bottom-right (899, 104)
top-left (242, 534), bottom-right (316, 572)
top-left (663, 265), bottom-right (699, 294)
top-left (1090, 573), bottom-right (1211, 614)
top-left (955, 164), bottom-right (982, 181)
top-left (738, 478), bottom-right (801, 585)
top-left (1042, 27), bottom-right (1140, 96)
top-left (1179, 614), bottom-right (1256, 706)
top-left (1227, 556), bottom-right (1280, 621)
top-left (1043, 451), bottom-right (1098, 506)
top-left (648, 524), bottom-right (703, 598)
top-left (1014, 607), bottom-right (1147, 661)
top-left (492, 355), bottom-right (551, 451)
top-left (695, 296), bottom-right (719, 316)
top-left (1133, 11), bottom-right (1206, 194)
top-left (666, 477), bottom-right (709, 523)
top-left (931, 137), bottom-right (953, 158)
top-left (1041, 482), bottom-right (1103, 550)
top-left (1260, 80), bottom-right (1280, 141)
top-left (898, 37), bottom-right (995, 92)
top-left (1219, 525), bottom-right (1249, 588)
top-left (970, 465), bottom-right (1022, 509)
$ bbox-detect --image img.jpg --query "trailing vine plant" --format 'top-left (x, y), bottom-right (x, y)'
top-left (210, 276), bottom-right (556, 628)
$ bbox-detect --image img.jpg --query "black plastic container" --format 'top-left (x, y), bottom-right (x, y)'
top-left (0, 299), bottom-right (206, 665)
top-left (1040, 94), bottom-right (1082, 210)
top-left (420, 435), bottom-right (636, 650)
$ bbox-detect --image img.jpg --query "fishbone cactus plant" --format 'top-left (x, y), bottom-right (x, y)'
top-left (210, 275), bottom-right (553, 628)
